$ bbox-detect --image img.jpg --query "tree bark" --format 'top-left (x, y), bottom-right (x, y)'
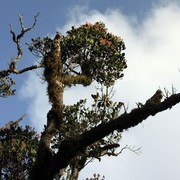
top-left (69, 168), bottom-right (79, 180)
top-left (29, 33), bottom-right (64, 180)
top-left (50, 93), bottom-right (180, 178)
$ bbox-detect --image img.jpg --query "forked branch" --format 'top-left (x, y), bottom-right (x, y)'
top-left (0, 13), bottom-right (42, 77)
top-left (9, 13), bottom-right (39, 65)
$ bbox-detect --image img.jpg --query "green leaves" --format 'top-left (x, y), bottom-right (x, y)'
top-left (28, 22), bottom-right (127, 87)
top-left (27, 36), bottom-right (54, 57)
top-left (0, 124), bottom-right (40, 179)
top-left (53, 85), bottom-right (123, 165)
top-left (62, 22), bottom-right (127, 86)
top-left (0, 74), bottom-right (16, 98)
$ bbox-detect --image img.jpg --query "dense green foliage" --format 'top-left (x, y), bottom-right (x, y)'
top-left (0, 124), bottom-right (39, 179)
top-left (62, 22), bottom-right (127, 86)
top-left (29, 22), bottom-right (127, 87)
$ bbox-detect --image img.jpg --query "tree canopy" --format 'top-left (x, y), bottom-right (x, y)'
top-left (1, 15), bottom-right (180, 180)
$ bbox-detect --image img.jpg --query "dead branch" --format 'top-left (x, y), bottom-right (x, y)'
top-left (117, 145), bottom-right (141, 156)
top-left (0, 14), bottom-right (42, 79)
top-left (1, 113), bottom-right (26, 130)
top-left (10, 13), bottom-right (39, 64)
top-left (1, 13), bottom-right (40, 77)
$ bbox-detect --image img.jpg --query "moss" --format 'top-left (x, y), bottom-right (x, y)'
top-left (63, 74), bottom-right (92, 87)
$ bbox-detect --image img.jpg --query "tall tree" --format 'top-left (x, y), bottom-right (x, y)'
top-left (1, 15), bottom-right (180, 179)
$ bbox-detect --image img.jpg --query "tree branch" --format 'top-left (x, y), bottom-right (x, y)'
top-left (12, 64), bottom-right (43, 74)
top-left (0, 14), bottom-right (42, 79)
top-left (10, 13), bottom-right (39, 63)
top-left (29, 33), bottom-right (63, 179)
top-left (5, 13), bottom-right (40, 75)
top-left (49, 92), bottom-right (180, 178)
top-left (0, 113), bottom-right (26, 130)
top-left (0, 64), bottom-right (43, 78)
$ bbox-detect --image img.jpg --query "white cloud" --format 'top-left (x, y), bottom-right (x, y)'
top-left (20, 71), bottom-right (50, 132)
top-left (20, 2), bottom-right (180, 180)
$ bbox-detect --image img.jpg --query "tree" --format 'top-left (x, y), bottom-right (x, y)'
top-left (0, 115), bottom-right (39, 179)
top-left (1, 15), bottom-right (180, 180)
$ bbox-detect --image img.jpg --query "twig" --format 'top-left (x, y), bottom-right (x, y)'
top-left (163, 85), bottom-right (177, 99)
top-left (117, 145), bottom-right (141, 155)
top-left (171, 84), bottom-right (177, 95)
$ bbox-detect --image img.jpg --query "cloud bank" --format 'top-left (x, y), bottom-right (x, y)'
top-left (20, 2), bottom-right (180, 179)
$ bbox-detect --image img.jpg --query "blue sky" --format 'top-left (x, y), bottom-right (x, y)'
top-left (1, 0), bottom-right (180, 179)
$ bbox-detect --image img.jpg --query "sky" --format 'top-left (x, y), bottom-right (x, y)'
top-left (1, 0), bottom-right (180, 179)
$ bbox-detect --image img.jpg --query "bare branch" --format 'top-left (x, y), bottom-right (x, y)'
top-left (17, 13), bottom-right (39, 39)
top-left (1, 113), bottom-right (26, 130)
top-left (172, 84), bottom-right (177, 95)
top-left (9, 24), bottom-right (17, 42)
top-left (0, 63), bottom-right (43, 78)
top-left (163, 87), bottom-right (170, 98)
top-left (163, 86), bottom-right (177, 99)
top-left (117, 145), bottom-right (141, 156)
top-left (12, 63), bottom-right (43, 74)
top-left (8, 13), bottom-right (39, 73)
top-left (0, 14), bottom-right (41, 79)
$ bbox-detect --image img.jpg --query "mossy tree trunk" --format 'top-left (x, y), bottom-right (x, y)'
top-left (29, 33), bottom-right (64, 179)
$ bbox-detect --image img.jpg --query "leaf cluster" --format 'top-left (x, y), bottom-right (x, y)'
top-left (60, 94), bottom-right (122, 139)
top-left (28, 22), bottom-right (127, 87)
top-left (0, 71), bottom-right (15, 98)
top-left (28, 37), bottom-right (54, 58)
top-left (51, 87), bottom-right (123, 165)
top-left (0, 124), bottom-right (40, 179)
top-left (62, 22), bottom-right (127, 86)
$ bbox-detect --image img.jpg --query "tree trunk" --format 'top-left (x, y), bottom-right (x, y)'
top-left (29, 33), bottom-right (64, 180)
top-left (69, 168), bottom-right (79, 180)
